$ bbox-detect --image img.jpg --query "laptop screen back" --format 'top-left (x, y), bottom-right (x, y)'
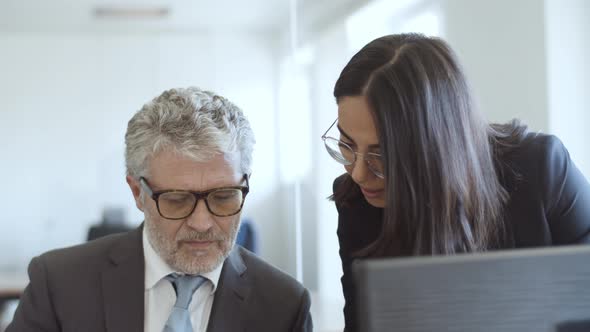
top-left (353, 245), bottom-right (590, 332)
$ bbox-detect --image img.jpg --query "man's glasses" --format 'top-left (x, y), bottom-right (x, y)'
top-left (139, 175), bottom-right (249, 219)
top-left (321, 118), bottom-right (385, 179)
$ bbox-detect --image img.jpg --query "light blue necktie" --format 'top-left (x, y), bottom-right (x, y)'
top-left (163, 273), bottom-right (207, 332)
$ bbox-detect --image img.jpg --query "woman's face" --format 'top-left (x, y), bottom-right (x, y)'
top-left (337, 95), bottom-right (386, 208)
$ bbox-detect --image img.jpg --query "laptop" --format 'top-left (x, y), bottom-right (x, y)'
top-left (353, 245), bottom-right (590, 332)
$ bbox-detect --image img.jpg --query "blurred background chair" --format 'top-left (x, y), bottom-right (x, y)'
top-left (87, 207), bottom-right (133, 241)
top-left (236, 218), bottom-right (259, 254)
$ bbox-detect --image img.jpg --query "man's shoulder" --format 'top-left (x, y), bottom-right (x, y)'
top-left (38, 229), bottom-right (139, 273)
top-left (236, 246), bottom-right (305, 295)
top-left (212, 247), bottom-right (312, 330)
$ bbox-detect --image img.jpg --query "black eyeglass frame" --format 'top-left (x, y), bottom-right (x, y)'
top-left (139, 175), bottom-right (250, 219)
top-left (321, 118), bottom-right (385, 179)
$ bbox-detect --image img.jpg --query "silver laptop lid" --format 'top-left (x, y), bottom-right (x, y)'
top-left (353, 245), bottom-right (590, 332)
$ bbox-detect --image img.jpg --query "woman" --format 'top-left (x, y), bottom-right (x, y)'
top-left (322, 33), bottom-right (590, 331)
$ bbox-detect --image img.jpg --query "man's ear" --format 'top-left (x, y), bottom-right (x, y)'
top-left (126, 175), bottom-right (144, 211)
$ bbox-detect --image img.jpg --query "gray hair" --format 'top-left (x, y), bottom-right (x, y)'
top-left (125, 87), bottom-right (255, 178)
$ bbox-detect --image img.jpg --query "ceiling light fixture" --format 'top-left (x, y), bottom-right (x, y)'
top-left (93, 6), bottom-right (170, 19)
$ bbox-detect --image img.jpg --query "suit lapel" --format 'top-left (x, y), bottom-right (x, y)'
top-left (207, 247), bottom-right (250, 332)
top-left (101, 226), bottom-right (145, 332)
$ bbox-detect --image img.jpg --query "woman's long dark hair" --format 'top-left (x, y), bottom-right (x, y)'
top-left (333, 33), bottom-right (527, 257)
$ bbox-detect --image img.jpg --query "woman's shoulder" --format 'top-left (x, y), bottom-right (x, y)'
top-left (501, 132), bottom-right (590, 245)
top-left (498, 132), bottom-right (570, 209)
top-left (499, 132), bottom-right (570, 182)
top-left (504, 132), bottom-right (566, 161)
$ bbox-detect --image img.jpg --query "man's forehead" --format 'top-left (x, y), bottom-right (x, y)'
top-left (149, 149), bottom-right (240, 167)
top-left (146, 150), bottom-right (242, 187)
top-left (221, 151), bottom-right (242, 169)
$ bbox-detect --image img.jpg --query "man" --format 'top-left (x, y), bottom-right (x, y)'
top-left (7, 87), bottom-right (312, 332)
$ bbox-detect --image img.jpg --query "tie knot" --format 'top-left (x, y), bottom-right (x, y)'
top-left (165, 273), bottom-right (207, 309)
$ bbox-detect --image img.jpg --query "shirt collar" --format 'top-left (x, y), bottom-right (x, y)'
top-left (143, 226), bottom-right (223, 292)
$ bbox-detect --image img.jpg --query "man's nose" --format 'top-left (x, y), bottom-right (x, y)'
top-left (185, 200), bottom-right (214, 232)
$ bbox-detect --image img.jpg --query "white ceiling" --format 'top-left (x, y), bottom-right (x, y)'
top-left (0, 0), bottom-right (298, 32)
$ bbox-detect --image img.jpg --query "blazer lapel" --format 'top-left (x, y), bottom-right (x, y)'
top-left (207, 247), bottom-right (251, 332)
top-left (101, 226), bottom-right (145, 332)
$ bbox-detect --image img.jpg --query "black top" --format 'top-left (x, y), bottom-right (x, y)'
top-left (334, 134), bottom-right (590, 332)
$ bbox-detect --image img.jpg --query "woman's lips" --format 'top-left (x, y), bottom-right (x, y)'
top-left (360, 187), bottom-right (384, 198)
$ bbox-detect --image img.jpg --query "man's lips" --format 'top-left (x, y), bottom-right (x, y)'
top-left (182, 240), bottom-right (215, 249)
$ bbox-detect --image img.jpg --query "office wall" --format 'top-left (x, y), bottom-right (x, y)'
top-left (0, 31), bottom-right (288, 270)
top-left (441, 0), bottom-right (589, 177)
top-left (545, 0), bottom-right (590, 176)
top-left (442, 0), bottom-right (549, 132)
top-left (309, 22), bottom-right (351, 301)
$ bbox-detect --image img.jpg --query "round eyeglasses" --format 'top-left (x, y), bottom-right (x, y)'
top-left (321, 118), bottom-right (385, 179)
top-left (139, 176), bottom-right (249, 219)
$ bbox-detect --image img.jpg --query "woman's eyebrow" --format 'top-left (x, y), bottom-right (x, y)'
top-left (337, 125), bottom-right (354, 142)
top-left (337, 125), bottom-right (381, 149)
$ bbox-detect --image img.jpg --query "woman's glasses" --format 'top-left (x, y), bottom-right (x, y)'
top-left (321, 118), bottom-right (384, 179)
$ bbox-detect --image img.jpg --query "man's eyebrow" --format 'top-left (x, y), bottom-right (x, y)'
top-left (337, 125), bottom-right (381, 149)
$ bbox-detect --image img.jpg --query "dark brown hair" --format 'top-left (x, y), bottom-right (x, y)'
top-left (333, 33), bottom-right (526, 257)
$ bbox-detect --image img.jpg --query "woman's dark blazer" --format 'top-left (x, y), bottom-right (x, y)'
top-left (334, 134), bottom-right (590, 332)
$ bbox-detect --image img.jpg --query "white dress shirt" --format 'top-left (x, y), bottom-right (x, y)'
top-left (143, 228), bottom-right (222, 332)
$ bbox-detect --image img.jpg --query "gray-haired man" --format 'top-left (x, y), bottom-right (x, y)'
top-left (8, 87), bottom-right (312, 332)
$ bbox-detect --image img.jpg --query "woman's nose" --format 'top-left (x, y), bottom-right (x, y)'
top-left (350, 154), bottom-right (370, 184)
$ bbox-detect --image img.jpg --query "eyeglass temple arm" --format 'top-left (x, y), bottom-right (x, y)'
top-left (321, 118), bottom-right (338, 139)
top-left (139, 177), bottom-right (154, 196)
top-left (243, 174), bottom-right (250, 194)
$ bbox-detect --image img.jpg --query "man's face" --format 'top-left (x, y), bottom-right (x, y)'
top-left (127, 150), bottom-right (244, 274)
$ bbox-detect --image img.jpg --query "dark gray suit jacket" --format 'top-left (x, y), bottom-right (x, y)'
top-left (7, 226), bottom-right (312, 332)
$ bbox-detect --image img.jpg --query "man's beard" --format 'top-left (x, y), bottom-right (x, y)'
top-left (145, 212), bottom-right (240, 274)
